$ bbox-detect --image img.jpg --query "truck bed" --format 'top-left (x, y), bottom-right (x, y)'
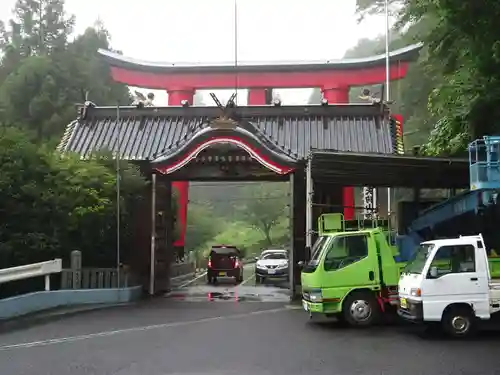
top-left (490, 257), bottom-right (500, 278)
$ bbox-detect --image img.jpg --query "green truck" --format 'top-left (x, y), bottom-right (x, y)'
top-left (300, 213), bottom-right (500, 327)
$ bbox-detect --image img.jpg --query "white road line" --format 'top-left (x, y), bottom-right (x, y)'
top-left (239, 272), bottom-right (256, 286)
top-left (0, 307), bottom-right (288, 351)
top-left (177, 271), bottom-right (208, 289)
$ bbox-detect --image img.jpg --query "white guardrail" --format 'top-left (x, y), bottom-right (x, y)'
top-left (0, 259), bottom-right (62, 291)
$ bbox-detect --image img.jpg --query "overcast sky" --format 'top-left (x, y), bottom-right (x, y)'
top-left (1, 0), bottom-right (390, 105)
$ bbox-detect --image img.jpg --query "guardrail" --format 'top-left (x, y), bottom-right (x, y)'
top-left (0, 259), bottom-right (62, 291)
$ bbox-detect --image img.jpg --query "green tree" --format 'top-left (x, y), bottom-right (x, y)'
top-left (405, 0), bottom-right (500, 155)
top-left (0, 12), bottom-right (130, 140)
top-left (0, 55), bottom-right (65, 139)
top-left (0, 127), bottom-right (148, 269)
top-left (354, 0), bottom-right (500, 155)
top-left (235, 183), bottom-right (289, 246)
top-left (184, 202), bottom-right (222, 253)
top-left (0, 0), bottom-right (75, 57)
top-left (315, 4), bottom-right (442, 150)
top-left (59, 22), bottom-right (131, 105)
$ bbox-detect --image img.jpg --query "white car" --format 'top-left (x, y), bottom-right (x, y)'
top-left (255, 250), bottom-right (289, 284)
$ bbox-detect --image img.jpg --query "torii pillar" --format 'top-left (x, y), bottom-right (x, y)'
top-left (168, 89), bottom-right (195, 253)
top-left (321, 85), bottom-right (355, 220)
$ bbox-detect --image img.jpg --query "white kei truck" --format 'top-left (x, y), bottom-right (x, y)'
top-left (398, 234), bottom-right (500, 337)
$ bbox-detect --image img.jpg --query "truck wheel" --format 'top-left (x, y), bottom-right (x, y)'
top-left (342, 291), bottom-right (380, 327)
top-left (442, 306), bottom-right (476, 338)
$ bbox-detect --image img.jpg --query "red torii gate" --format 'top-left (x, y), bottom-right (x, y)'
top-left (99, 43), bottom-right (422, 248)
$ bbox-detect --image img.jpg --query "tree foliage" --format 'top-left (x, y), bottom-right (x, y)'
top-left (0, 1), bottom-right (130, 141)
top-left (186, 182), bottom-right (290, 258)
top-left (184, 202), bottom-right (223, 255)
top-left (355, 0), bottom-right (500, 155)
top-left (235, 183), bottom-right (289, 246)
top-left (0, 128), bottom-right (147, 269)
top-left (0, 0), bottom-right (179, 282)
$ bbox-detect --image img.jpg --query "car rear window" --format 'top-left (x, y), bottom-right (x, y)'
top-left (211, 246), bottom-right (239, 256)
top-left (262, 252), bottom-right (287, 260)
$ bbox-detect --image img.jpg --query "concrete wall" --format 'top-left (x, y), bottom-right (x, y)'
top-left (0, 286), bottom-right (142, 320)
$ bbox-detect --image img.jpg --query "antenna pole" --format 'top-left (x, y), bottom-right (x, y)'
top-left (116, 104), bottom-right (121, 288)
top-left (385, 0), bottom-right (392, 222)
top-left (384, 0), bottom-right (390, 102)
top-left (234, 0), bottom-right (239, 105)
top-left (39, 0), bottom-right (44, 54)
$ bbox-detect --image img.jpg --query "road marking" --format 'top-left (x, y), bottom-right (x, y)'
top-left (0, 307), bottom-right (288, 351)
top-left (177, 271), bottom-right (208, 289)
top-left (239, 272), bottom-right (256, 286)
top-left (178, 263), bottom-right (254, 289)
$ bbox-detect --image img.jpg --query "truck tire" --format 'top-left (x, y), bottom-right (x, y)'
top-left (342, 291), bottom-right (380, 327)
top-left (442, 306), bottom-right (476, 338)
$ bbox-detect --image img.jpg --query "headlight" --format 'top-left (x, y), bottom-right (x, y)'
top-left (277, 263), bottom-right (288, 269)
top-left (309, 289), bottom-right (323, 302)
top-left (410, 288), bottom-right (421, 297)
top-left (256, 263), bottom-right (265, 269)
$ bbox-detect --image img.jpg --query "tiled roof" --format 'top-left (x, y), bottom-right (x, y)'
top-left (57, 104), bottom-right (395, 161)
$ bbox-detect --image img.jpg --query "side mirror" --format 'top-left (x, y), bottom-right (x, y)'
top-left (254, 257), bottom-right (259, 261)
top-left (297, 261), bottom-right (304, 267)
top-left (430, 266), bottom-right (438, 278)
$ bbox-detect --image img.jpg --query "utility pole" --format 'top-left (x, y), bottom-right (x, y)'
top-left (385, 0), bottom-right (392, 222)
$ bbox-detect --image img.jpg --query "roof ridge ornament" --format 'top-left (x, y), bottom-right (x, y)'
top-left (208, 92), bottom-right (239, 129)
top-left (132, 90), bottom-right (155, 108)
top-left (209, 116), bottom-right (239, 130)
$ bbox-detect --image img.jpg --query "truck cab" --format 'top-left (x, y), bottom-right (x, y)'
top-left (398, 234), bottom-right (500, 337)
top-left (301, 213), bottom-right (404, 326)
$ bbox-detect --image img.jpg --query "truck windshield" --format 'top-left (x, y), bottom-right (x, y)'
top-left (302, 236), bottom-right (328, 273)
top-left (404, 243), bottom-right (435, 274)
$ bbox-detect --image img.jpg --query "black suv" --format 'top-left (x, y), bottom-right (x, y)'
top-left (207, 245), bottom-right (244, 284)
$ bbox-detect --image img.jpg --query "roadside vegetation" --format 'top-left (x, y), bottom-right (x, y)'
top-left (0, 1), bottom-right (160, 280)
top-left (185, 182), bottom-right (291, 264)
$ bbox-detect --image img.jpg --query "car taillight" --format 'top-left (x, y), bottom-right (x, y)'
top-left (234, 259), bottom-right (240, 268)
top-left (208, 259), bottom-right (212, 268)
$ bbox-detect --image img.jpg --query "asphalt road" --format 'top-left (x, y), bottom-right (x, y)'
top-left (185, 262), bottom-right (289, 287)
top-left (0, 269), bottom-right (499, 375)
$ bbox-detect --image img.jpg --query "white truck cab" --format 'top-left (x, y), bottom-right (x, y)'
top-left (398, 234), bottom-right (500, 337)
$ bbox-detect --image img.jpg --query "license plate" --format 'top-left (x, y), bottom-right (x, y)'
top-left (400, 297), bottom-right (407, 309)
top-left (302, 300), bottom-right (309, 311)
top-left (218, 272), bottom-right (226, 276)
top-left (268, 269), bottom-right (276, 274)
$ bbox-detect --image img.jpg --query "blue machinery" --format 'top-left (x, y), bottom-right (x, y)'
top-left (397, 136), bottom-right (500, 260)
top-left (469, 136), bottom-right (500, 191)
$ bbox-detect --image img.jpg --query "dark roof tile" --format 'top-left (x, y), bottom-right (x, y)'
top-left (58, 105), bottom-right (395, 160)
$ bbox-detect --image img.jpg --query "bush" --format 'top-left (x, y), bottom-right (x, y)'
top-left (0, 127), bottom-right (147, 270)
